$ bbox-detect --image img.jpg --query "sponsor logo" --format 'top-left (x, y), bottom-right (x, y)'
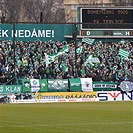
top-left (98, 91), bottom-right (133, 101)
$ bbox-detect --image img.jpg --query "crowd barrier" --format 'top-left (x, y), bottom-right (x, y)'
top-left (8, 91), bottom-right (132, 103)
top-left (0, 78), bottom-right (119, 94)
top-left (0, 78), bottom-right (132, 103)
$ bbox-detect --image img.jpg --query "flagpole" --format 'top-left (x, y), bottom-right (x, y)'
top-left (72, 23), bottom-right (77, 76)
top-left (13, 23), bottom-right (16, 84)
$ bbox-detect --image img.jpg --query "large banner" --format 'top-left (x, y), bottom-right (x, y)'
top-left (22, 78), bottom-right (93, 93)
top-left (35, 91), bottom-right (133, 101)
top-left (0, 24), bottom-right (74, 41)
top-left (22, 79), bottom-right (48, 92)
top-left (93, 81), bottom-right (117, 91)
top-left (80, 78), bottom-right (93, 92)
top-left (0, 85), bottom-right (22, 94)
top-left (69, 78), bottom-right (81, 92)
top-left (48, 79), bottom-right (68, 92)
top-left (35, 92), bottom-right (97, 99)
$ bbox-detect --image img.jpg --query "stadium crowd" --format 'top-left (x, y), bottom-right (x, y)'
top-left (0, 39), bottom-right (133, 85)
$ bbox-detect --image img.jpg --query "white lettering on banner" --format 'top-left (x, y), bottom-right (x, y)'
top-left (18, 30), bottom-right (24, 37)
top-left (6, 86), bottom-right (21, 93)
top-left (46, 30), bottom-right (51, 37)
top-left (31, 28), bottom-right (38, 37)
top-left (25, 30), bottom-right (31, 37)
top-left (11, 29), bottom-right (55, 38)
top-left (38, 30), bottom-right (45, 37)
top-left (0, 30), bottom-right (9, 37)
top-left (93, 84), bottom-right (117, 88)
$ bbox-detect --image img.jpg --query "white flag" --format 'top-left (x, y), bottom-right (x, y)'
top-left (82, 38), bottom-right (95, 45)
top-left (30, 79), bottom-right (40, 92)
top-left (80, 78), bottom-right (93, 92)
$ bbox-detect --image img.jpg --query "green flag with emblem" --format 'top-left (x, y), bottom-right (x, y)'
top-left (48, 79), bottom-right (68, 92)
top-left (42, 44), bottom-right (69, 67)
top-left (22, 79), bottom-right (48, 92)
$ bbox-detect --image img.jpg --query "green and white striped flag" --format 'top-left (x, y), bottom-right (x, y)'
top-left (82, 38), bottom-right (95, 45)
top-left (60, 61), bottom-right (68, 73)
top-left (76, 46), bottom-right (83, 54)
top-left (56, 44), bottom-right (69, 56)
top-left (118, 49), bottom-right (129, 58)
top-left (44, 53), bottom-right (56, 67)
top-left (84, 55), bottom-right (100, 68)
top-left (43, 44), bottom-right (69, 67)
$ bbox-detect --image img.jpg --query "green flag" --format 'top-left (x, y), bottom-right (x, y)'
top-left (82, 38), bottom-right (95, 45)
top-left (60, 61), bottom-right (68, 73)
top-left (22, 79), bottom-right (31, 92)
top-left (48, 79), bottom-right (68, 92)
top-left (22, 79), bottom-right (48, 92)
top-left (76, 46), bottom-right (83, 54)
top-left (39, 79), bottom-right (48, 92)
top-left (44, 53), bottom-right (57, 67)
top-left (43, 44), bottom-right (69, 67)
top-left (118, 49), bottom-right (129, 58)
top-left (84, 55), bottom-right (100, 68)
top-left (69, 78), bottom-right (82, 92)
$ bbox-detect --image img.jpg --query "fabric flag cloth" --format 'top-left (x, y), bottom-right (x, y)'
top-left (82, 38), bottom-right (95, 45)
top-left (43, 44), bottom-right (69, 67)
top-left (60, 61), bottom-right (68, 74)
top-left (69, 78), bottom-right (82, 92)
top-left (84, 55), bottom-right (100, 67)
top-left (118, 49), bottom-right (129, 58)
top-left (76, 46), bottom-right (83, 54)
top-left (30, 79), bottom-right (40, 92)
top-left (44, 53), bottom-right (56, 67)
top-left (48, 79), bottom-right (68, 91)
top-left (80, 78), bottom-right (93, 92)
top-left (22, 79), bottom-right (47, 92)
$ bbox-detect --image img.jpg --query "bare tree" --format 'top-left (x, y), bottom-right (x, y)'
top-left (109, 0), bottom-right (133, 6)
top-left (78, 0), bottom-right (99, 5)
top-left (1, 0), bottom-right (22, 22)
top-left (1, 0), bottom-right (66, 23)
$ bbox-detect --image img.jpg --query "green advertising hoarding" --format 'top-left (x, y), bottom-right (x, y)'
top-left (93, 81), bottom-right (117, 91)
top-left (22, 79), bottom-right (48, 93)
top-left (69, 78), bottom-right (81, 92)
top-left (48, 79), bottom-right (68, 92)
top-left (0, 24), bottom-right (74, 42)
top-left (0, 85), bottom-right (22, 94)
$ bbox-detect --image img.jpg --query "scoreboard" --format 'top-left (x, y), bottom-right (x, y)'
top-left (80, 8), bottom-right (133, 38)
